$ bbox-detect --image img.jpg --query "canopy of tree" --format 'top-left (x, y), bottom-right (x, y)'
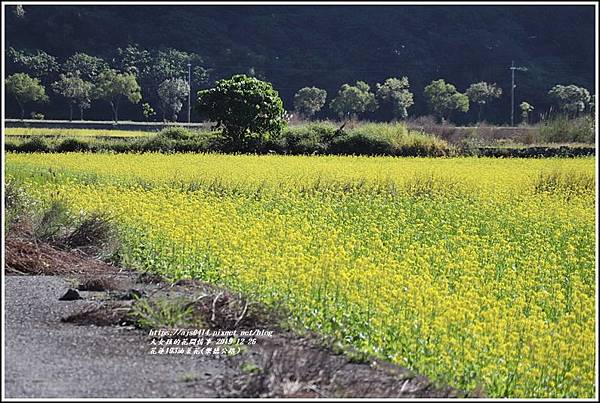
top-left (197, 74), bottom-right (285, 150)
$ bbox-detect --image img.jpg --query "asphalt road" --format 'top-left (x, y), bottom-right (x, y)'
top-left (4, 276), bottom-right (233, 398)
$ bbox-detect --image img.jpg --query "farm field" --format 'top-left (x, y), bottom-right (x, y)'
top-left (3, 127), bottom-right (152, 138)
top-left (5, 153), bottom-right (596, 398)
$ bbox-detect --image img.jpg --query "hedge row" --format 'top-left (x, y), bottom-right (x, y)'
top-left (4, 124), bottom-right (595, 157)
top-left (5, 123), bottom-right (451, 157)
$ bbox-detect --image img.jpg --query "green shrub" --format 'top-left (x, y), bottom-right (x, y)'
top-left (157, 126), bottom-right (195, 141)
top-left (104, 141), bottom-right (134, 153)
top-left (455, 136), bottom-right (482, 156)
top-left (330, 123), bottom-right (449, 156)
top-left (56, 138), bottom-right (90, 152)
top-left (134, 131), bottom-right (222, 153)
top-left (8, 122), bottom-right (449, 157)
top-left (392, 130), bottom-right (450, 157)
top-left (18, 137), bottom-right (50, 152)
top-left (280, 123), bottom-right (336, 154)
top-left (5, 141), bottom-right (20, 152)
top-left (330, 132), bottom-right (392, 155)
top-left (137, 136), bottom-right (175, 153)
top-left (171, 138), bottom-right (211, 153)
top-left (185, 131), bottom-right (224, 150)
top-left (304, 122), bottom-right (340, 143)
top-left (539, 115), bottom-right (595, 143)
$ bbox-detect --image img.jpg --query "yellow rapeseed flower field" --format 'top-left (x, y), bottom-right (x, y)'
top-left (5, 152), bottom-right (596, 397)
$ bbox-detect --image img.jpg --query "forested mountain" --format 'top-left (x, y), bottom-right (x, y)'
top-left (4, 4), bottom-right (595, 124)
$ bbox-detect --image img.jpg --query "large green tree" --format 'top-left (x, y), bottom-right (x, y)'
top-left (293, 87), bottom-right (327, 119)
top-left (6, 73), bottom-right (48, 119)
top-left (52, 73), bottom-right (94, 121)
top-left (329, 81), bottom-right (377, 120)
top-left (6, 47), bottom-right (59, 80)
top-left (115, 45), bottom-right (209, 119)
top-left (114, 43), bottom-right (152, 77)
top-left (197, 74), bottom-right (285, 151)
top-left (63, 53), bottom-right (109, 81)
top-left (151, 48), bottom-right (209, 87)
top-left (465, 81), bottom-right (502, 122)
top-left (376, 77), bottom-right (414, 120)
top-left (424, 79), bottom-right (469, 122)
top-left (157, 78), bottom-right (190, 121)
top-left (548, 84), bottom-right (591, 117)
top-left (94, 69), bottom-right (141, 122)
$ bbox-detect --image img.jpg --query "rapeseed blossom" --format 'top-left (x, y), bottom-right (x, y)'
top-left (6, 153), bottom-right (596, 397)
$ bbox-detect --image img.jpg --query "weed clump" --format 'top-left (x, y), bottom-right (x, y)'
top-left (130, 297), bottom-right (198, 329)
top-left (62, 212), bottom-right (118, 254)
top-left (33, 200), bottom-right (72, 243)
top-left (5, 184), bottom-right (121, 260)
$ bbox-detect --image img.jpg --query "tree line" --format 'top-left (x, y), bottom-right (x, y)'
top-left (5, 46), bottom-right (595, 125)
top-left (292, 79), bottom-right (593, 124)
top-left (5, 45), bottom-right (206, 122)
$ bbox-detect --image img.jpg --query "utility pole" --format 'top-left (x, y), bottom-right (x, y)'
top-left (187, 62), bottom-right (192, 124)
top-left (510, 61), bottom-right (528, 126)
